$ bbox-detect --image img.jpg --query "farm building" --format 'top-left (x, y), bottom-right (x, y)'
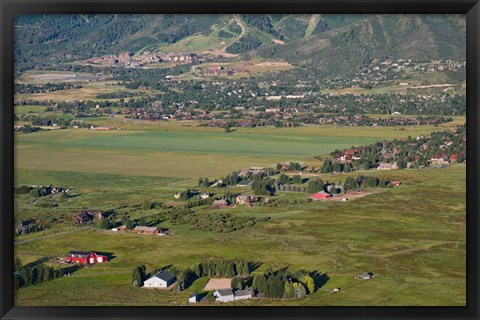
top-left (131, 226), bottom-right (159, 235)
top-left (143, 270), bottom-right (176, 288)
top-left (188, 293), bottom-right (199, 303)
top-left (65, 251), bottom-right (108, 265)
top-left (309, 191), bottom-right (333, 200)
top-left (356, 272), bottom-right (373, 280)
top-left (214, 289), bottom-right (235, 303)
top-left (233, 289), bottom-right (253, 301)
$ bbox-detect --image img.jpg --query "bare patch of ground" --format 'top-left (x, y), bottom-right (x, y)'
top-left (202, 278), bottom-right (232, 291)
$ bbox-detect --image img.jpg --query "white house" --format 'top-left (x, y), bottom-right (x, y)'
top-left (143, 270), bottom-right (176, 288)
top-left (356, 272), bottom-right (373, 280)
top-left (188, 293), bottom-right (199, 303)
top-left (214, 289), bottom-right (234, 303)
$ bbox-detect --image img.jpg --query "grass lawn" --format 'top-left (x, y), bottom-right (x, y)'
top-left (14, 163), bottom-right (466, 306)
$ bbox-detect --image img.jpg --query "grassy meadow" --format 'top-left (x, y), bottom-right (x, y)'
top-left (14, 119), bottom-right (466, 306)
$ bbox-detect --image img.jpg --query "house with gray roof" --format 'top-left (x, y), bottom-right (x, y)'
top-left (214, 289), bottom-right (234, 302)
top-left (143, 270), bottom-right (176, 288)
top-left (233, 289), bottom-right (252, 301)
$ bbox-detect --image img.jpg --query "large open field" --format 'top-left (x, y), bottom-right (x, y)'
top-left (13, 118), bottom-right (466, 306)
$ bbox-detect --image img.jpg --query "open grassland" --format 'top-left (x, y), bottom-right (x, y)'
top-left (14, 127), bottom-right (379, 178)
top-left (14, 117), bottom-right (464, 179)
top-left (15, 164), bottom-right (466, 306)
top-left (14, 118), bottom-right (465, 306)
top-left (15, 81), bottom-right (161, 102)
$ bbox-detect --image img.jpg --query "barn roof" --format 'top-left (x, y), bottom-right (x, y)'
top-left (133, 226), bottom-right (158, 232)
top-left (154, 270), bottom-right (175, 283)
top-left (68, 251), bottom-right (94, 257)
top-left (216, 289), bottom-right (234, 297)
top-left (234, 289), bottom-right (251, 297)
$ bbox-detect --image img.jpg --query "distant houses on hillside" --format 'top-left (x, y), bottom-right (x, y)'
top-left (73, 210), bottom-right (105, 225)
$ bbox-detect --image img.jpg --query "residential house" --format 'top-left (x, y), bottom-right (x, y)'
top-left (430, 154), bottom-right (449, 165)
top-left (143, 270), bottom-right (176, 288)
top-left (131, 226), bottom-right (159, 235)
top-left (377, 162), bottom-right (398, 170)
top-left (236, 195), bottom-right (258, 205)
top-left (72, 210), bottom-right (104, 225)
top-left (214, 289), bottom-right (235, 303)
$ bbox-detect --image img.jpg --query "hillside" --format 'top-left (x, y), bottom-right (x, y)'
top-left (15, 14), bottom-right (465, 77)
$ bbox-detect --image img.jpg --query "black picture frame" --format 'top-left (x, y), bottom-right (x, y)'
top-left (1, 1), bottom-right (479, 319)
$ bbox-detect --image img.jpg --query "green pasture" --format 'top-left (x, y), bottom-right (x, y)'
top-left (14, 163), bottom-right (466, 306)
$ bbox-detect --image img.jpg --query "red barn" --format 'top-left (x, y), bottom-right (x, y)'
top-left (65, 251), bottom-right (108, 265)
top-left (310, 191), bottom-right (333, 200)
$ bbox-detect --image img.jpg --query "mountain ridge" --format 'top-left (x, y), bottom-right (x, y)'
top-left (15, 14), bottom-right (466, 76)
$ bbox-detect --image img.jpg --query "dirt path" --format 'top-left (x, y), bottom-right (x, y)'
top-left (305, 14), bottom-right (321, 38)
top-left (234, 14), bottom-right (247, 37)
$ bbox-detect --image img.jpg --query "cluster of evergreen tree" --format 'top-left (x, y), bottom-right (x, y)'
top-left (131, 265), bottom-right (146, 287)
top-left (184, 197), bottom-right (215, 209)
top-left (240, 15), bottom-right (279, 37)
top-left (152, 208), bottom-right (264, 233)
top-left (15, 125), bottom-right (42, 134)
top-left (252, 267), bottom-right (317, 299)
top-left (19, 185), bottom-right (57, 198)
top-left (193, 260), bottom-right (252, 278)
top-left (226, 34), bottom-right (262, 54)
top-left (321, 160), bottom-right (353, 173)
top-left (198, 177), bottom-right (210, 187)
top-left (96, 91), bottom-right (138, 99)
top-left (14, 258), bottom-right (65, 289)
top-left (15, 83), bottom-right (82, 94)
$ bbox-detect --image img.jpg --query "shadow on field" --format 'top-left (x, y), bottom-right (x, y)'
top-left (196, 292), bottom-right (209, 300)
top-left (24, 256), bottom-right (50, 269)
top-left (311, 271), bottom-right (330, 291)
top-left (248, 261), bottom-right (262, 272)
top-left (148, 219), bottom-right (165, 226)
top-left (103, 210), bottom-right (117, 218)
top-left (62, 264), bottom-right (83, 275)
